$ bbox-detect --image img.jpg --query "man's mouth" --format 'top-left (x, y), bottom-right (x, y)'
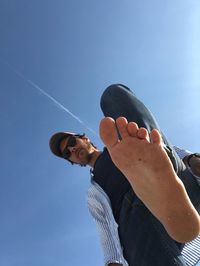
top-left (76, 148), bottom-right (84, 158)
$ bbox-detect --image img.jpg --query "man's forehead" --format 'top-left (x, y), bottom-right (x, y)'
top-left (59, 134), bottom-right (82, 149)
top-left (60, 134), bottom-right (87, 146)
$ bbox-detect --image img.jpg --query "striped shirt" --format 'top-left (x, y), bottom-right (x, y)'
top-left (87, 147), bottom-right (200, 266)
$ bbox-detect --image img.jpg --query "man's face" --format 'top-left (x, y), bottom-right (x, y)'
top-left (59, 135), bottom-right (94, 166)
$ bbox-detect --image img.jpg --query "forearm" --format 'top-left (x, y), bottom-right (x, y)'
top-left (87, 184), bottom-right (129, 266)
top-left (183, 154), bottom-right (200, 177)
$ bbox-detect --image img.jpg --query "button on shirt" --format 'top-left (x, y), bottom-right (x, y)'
top-left (87, 147), bottom-right (200, 266)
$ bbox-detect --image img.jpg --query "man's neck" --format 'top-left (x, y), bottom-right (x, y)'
top-left (88, 149), bottom-right (102, 167)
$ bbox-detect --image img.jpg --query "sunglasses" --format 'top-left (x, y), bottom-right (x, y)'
top-left (62, 136), bottom-right (78, 159)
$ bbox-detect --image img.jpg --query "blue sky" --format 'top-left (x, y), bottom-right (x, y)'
top-left (0, 1), bottom-right (200, 265)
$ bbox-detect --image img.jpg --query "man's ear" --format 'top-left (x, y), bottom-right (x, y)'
top-left (82, 136), bottom-right (89, 142)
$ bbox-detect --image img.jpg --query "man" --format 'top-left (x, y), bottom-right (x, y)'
top-left (49, 84), bottom-right (200, 266)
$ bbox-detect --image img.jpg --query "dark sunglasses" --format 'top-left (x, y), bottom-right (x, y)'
top-left (62, 136), bottom-right (77, 159)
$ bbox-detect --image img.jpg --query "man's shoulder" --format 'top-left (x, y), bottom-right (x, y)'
top-left (87, 180), bottom-right (111, 204)
top-left (87, 179), bottom-right (101, 195)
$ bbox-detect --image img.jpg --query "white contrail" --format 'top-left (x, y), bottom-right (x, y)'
top-left (3, 60), bottom-right (98, 137)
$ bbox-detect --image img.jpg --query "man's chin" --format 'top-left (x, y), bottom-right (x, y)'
top-left (87, 153), bottom-right (93, 162)
top-left (81, 153), bottom-right (93, 166)
top-left (77, 151), bottom-right (93, 166)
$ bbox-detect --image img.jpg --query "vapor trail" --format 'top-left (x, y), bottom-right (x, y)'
top-left (3, 61), bottom-right (98, 137)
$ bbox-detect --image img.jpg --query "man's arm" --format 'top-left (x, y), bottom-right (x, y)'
top-left (87, 183), bottom-right (129, 266)
top-left (183, 154), bottom-right (200, 177)
top-left (174, 146), bottom-right (200, 178)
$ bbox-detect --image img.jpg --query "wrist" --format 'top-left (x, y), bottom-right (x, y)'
top-left (185, 153), bottom-right (200, 167)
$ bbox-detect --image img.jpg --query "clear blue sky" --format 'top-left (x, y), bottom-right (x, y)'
top-left (0, 1), bottom-right (200, 265)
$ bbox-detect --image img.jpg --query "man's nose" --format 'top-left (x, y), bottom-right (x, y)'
top-left (69, 146), bottom-right (76, 153)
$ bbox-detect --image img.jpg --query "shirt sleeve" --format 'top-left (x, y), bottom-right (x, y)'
top-left (87, 181), bottom-right (129, 266)
top-left (174, 146), bottom-right (200, 185)
top-left (173, 146), bottom-right (191, 160)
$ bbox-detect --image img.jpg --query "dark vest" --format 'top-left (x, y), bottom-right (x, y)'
top-left (92, 148), bottom-right (132, 223)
